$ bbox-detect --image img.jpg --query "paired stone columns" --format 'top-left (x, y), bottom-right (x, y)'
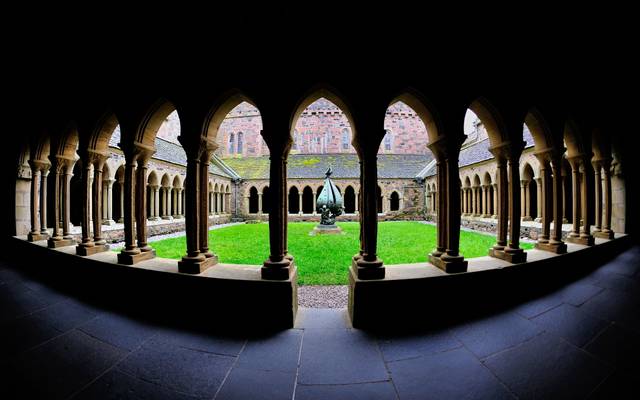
top-left (534, 178), bottom-right (542, 222)
top-left (535, 151), bottom-right (567, 253)
top-left (482, 184), bottom-right (491, 217)
top-left (103, 178), bottom-right (116, 225)
top-left (594, 158), bottom-right (615, 239)
top-left (428, 135), bottom-right (467, 273)
top-left (566, 155), bottom-right (594, 246)
top-left (353, 151), bottom-right (385, 279)
top-left (161, 186), bottom-right (173, 220)
top-left (179, 144), bottom-right (218, 274)
top-left (262, 149), bottom-right (294, 280)
top-left (492, 183), bottom-right (498, 219)
top-left (117, 145), bottom-right (156, 264)
top-left (27, 159), bottom-right (50, 241)
top-left (488, 142), bottom-right (526, 263)
top-left (48, 156), bottom-right (76, 248)
top-left (77, 152), bottom-right (110, 256)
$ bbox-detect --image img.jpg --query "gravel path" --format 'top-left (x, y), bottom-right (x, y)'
top-left (298, 285), bottom-right (348, 308)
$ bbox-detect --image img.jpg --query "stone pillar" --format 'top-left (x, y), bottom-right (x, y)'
top-left (489, 151), bottom-right (509, 258)
top-left (118, 181), bottom-right (125, 223)
top-left (154, 185), bottom-right (160, 220)
top-left (27, 161), bottom-right (42, 241)
top-left (198, 148), bottom-right (217, 265)
top-left (298, 191), bottom-right (303, 215)
top-left (482, 185), bottom-right (490, 217)
top-left (520, 180), bottom-right (527, 220)
top-left (135, 153), bottom-right (154, 255)
top-left (354, 191), bottom-right (359, 213)
top-left (492, 183), bottom-right (498, 219)
top-left (39, 165), bottom-right (50, 237)
top-left (165, 186), bottom-right (172, 220)
top-left (562, 175), bottom-right (569, 223)
top-left (92, 155), bottom-right (106, 246)
top-left (504, 150), bottom-right (526, 262)
top-left (568, 156), bottom-right (581, 239)
top-left (353, 152), bottom-right (385, 279)
top-left (47, 158), bottom-right (65, 246)
top-left (61, 161), bottom-right (74, 241)
top-left (535, 152), bottom-right (567, 253)
top-left (178, 188), bottom-right (183, 217)
top-left (312, 190), bottom-right (317, 215)
top-left (262, 151), bottom-right (293, 280)
top-left (428, 136), bottom-right (467, 273)
top-left (78, 158), bottom-right (93, 250)
top-left (117, 153), bottom-right (144, 264)
top-left (179, 154), bottom-right (206, 273)
top-left (592, 160), bottom-right (602, 235)
top-left (578, 159), bottom-right (594, 245)
top-left (597, 159), bottom-right (614, 238)
top-left (534, 177), bottom-right (542, 222)
top-left (103, 178), bottom-right (115, 225)
top-left (258, 192), bottom-right (263, 214)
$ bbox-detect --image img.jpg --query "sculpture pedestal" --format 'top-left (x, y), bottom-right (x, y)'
top-left (309, 224), bottom-right (343, 236)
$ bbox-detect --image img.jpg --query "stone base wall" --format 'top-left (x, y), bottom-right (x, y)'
top-left (64, 215), bottom-right (233, 244)
top-left (459, 218), bottom-right (570, 241)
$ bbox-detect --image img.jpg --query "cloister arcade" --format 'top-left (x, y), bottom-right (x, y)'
top-left (11, 83), bottom-right (627, 327)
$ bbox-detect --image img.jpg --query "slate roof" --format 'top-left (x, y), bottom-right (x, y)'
top-left (418, 125), bottom-right (535, 178)
top-left (221, 154), bottom-right (433, 180)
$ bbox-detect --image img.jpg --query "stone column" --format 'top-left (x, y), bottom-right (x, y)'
top-left (117, 153), bottom-right (143, 264)
top-left (154, 185), bottom-right (160, 220)
top-left (492, 183), bottom-right (498, 219)
top-left (47, 158), bottom-right (64, 246)
top-left (562, 175), bottom-right (569, 223)
top-left (483, 185), bottom-right (490, 217)
top-left (135, 153), bottom-right (153, 253)
top-left (103, 178), bottom-right (115, 225)
top-left (262, 150), bottom-right (293, 280)
top-left (534, 178), bottom-right (542, 222)
top-left (489, 151), bottom-right (509, 257)
top-left (258, 192), bottom-right (263, 214)
top-left (178, 188), bottom-right (183, 217)
top-left (428, 136), bottom-right (467, 273)
top-left (61, 161), bottom-right (74, 241)
top-left (77, 157), bottom-right (93, 252)
top-left (578, 159), bottom-right (594, 245)
top-left (165, 186), bottom-right (172, 219)
top-left (118, 181), bottom-right (125, 223)
top-left (550, 154), bottom-right (568, 251)
top-left (179, 153), bottom-right (205, 273)
top-left (312, 190), bottom-right (317, 215)
top-left (298, 191), bottom-right (303, 215)
top-left (568, 156), bottom-right (581, 239)
top-left (92, 155), bottom-right (106, 246)
top-left (354, 191), bottom-right (359, 213)
top-left (592, 160), bottom-right (603, 235)
top-left (39, 165), bottom-right (50, 237)
top-left (598, 159), bottom-right (614, 238)
top-left (353, 151), bottom-right (385, 279)
top-left (504, 149), bottom-right (526, 262)
top-left (520, 180), bottom-right (527, 220)
top-left (534, 153), bottom-right (551, 245)
top-left (198, 148), bottom-right (217, 265)
top-left (27, 161), bottom-right (42, 241)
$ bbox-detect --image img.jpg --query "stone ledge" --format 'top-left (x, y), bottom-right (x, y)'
top-left (8, 236), bottom-right (298, 330)
top-left (349, 234), bottom-right (632, 329)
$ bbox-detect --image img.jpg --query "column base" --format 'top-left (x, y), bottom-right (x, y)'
top-left (117, 249), bottom-right (156, 265)
top-left (352, 257), bottom-right (385, 280)
top-left (28, 232), bottom-right (49, 242)
top-left (482, 214), bottom-right (491, 218)
top-left (178, 254), bottom-right (218, 274)
top-left (492, 214), bottom-right (498, 219)
top-left (117, 218), bottom-right (124, 223)
top-left (566, 235), bottom-right (595, 246)
top-left (429, 254), bottom-right (468, 273)
top-left (148, 217), bottom-right (160, 222)
top-left (489, 247), bottom-right (527, 263)
top-left (521, 216), bottom-right (532, 222)
top-left (534, 217), bottom-right (542, 223)
top-left (535, 241), bottom-right (568, 254)
top-left (47, 238), bottom-right (76, 248)
top-left (76, 243), bottom-right (110, 256)
top-left (594, 230), bottom-right (615, 239)
top-left (102, 219), bottom-right (116, 226)
top-left (161, 216), bottom-right (174, 221)
top-left (261, 258), bottom-right (295, 280)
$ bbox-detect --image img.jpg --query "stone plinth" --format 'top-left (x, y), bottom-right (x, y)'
top-left (566, 236), bottom-right (595, 246)
top-left (535, 241), bottom-right (568, 254)
top-left (594, 230), bottom-right (615, 239)
top-left (489, 247), bottom-right (527, 263)
top-left (429, 254), bottom-right (468, 273)
top-left (178, 255), bottom-right (218, 274)
top-left (28, 232), bottom-right (49, 242)
top-left (117, 249), bottom-right (156, 265)
top-left (47, 238), bottom-right (76, 248)
top-left (309, 224), bottom-right (343, 236)
top-left (76, 243), bottom-right (110, 256)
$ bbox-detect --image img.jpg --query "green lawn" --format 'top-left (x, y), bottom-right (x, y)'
top-left (146, 222), bottom-right (534, 285)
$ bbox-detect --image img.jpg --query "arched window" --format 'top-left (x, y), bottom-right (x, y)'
top-left (237, 132), bottom-right (243, 154)
top-left (384, 130), bottom-right (392, 151)
top-left (248, 187), bottom-right (258, 214)
top-left (390, 191), bottom-right (400, 211)
top-left (228, 133), bottom-right (235, 154)
top-left (342, 128), bottom-right (350, 150)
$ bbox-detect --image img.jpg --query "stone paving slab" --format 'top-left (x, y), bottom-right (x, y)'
top-left (1, 245), bottom-right (640, 398)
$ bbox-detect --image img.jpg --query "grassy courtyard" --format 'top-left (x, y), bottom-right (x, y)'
top-left (146, 221), bottom-right (534, 285)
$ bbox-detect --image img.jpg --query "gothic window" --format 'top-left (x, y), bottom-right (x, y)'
top-left (228, 133), bottom-right (235, 154)
top-left (384, 130), bottom-right (392, 151)
top-left (237, 132), bottom-right (243, 154)
top-left (342, 129), bottom-right (349, 150)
